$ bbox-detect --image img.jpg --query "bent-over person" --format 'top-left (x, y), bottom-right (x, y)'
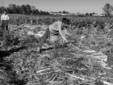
top-left (37, 17), bottom-right (71, 53)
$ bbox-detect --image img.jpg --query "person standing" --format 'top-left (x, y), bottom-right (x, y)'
top-left (1, 11), bottom-right (10, 44)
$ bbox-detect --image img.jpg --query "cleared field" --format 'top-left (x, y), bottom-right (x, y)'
top-left (0, 14), bottom-right (113, 85)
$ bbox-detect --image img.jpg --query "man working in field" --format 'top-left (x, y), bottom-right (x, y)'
top-left (37, 17), bottom-right (71, 53)
top-left (1, 11), bottom-right (9, 44)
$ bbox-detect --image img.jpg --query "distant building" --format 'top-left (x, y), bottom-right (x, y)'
top-left (92, 13), bottom-right (99, 16)
top-left (50, 11), bottom-right (70, 15)
top-left (92, 13), bottom-right (104, 16)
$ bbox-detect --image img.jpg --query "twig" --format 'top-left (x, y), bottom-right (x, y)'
top-left (65, 72), bottom-right (113, 85)
top-left (36, 68), bottom-right (51, 74)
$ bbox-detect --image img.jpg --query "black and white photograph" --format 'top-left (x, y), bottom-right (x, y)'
top-left (0, 0), bottom-right (113, 85)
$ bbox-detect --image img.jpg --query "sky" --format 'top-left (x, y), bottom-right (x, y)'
top-left (1, 0), bottom-right (113, 14)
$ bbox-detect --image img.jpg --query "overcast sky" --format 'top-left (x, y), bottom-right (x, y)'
top-left (1, 0), bottom-right (113, 14)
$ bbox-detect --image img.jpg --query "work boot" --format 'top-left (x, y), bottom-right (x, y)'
top-left (37, 47), bottom-right (41, 53)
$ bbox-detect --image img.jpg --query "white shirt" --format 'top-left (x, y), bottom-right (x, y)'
top-left (49, 21), bottom-right (61, 34)
top-left (49, 21), bottom-right (67, 40)
top-left (1, 14), bottom-right (9, 20)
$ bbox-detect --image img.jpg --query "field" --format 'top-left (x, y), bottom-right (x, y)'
top-left (0, 14), bottom-right (113, 85)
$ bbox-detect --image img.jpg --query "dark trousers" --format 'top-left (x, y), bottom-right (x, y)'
top-left (1, 20), bottom-right (9, 31)
top-left (1, 20), bottom-right (9, 44)
top-left (38, 28), bottom-right (50, 48)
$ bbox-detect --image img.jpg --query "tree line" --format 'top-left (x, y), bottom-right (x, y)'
top-left (0, 3), bottom-right (113, 16)
top-left (0, 4), bottom-right (50, 15)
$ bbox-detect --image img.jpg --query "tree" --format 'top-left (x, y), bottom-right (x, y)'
top-left (8, 4), bottom-right (17, 13)
top-left (25, 4), bottom-right (32, 14)
top-left (103, 3), bottom-right (113, 17)
top-left (0, 6), bottom-right (6, 13)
